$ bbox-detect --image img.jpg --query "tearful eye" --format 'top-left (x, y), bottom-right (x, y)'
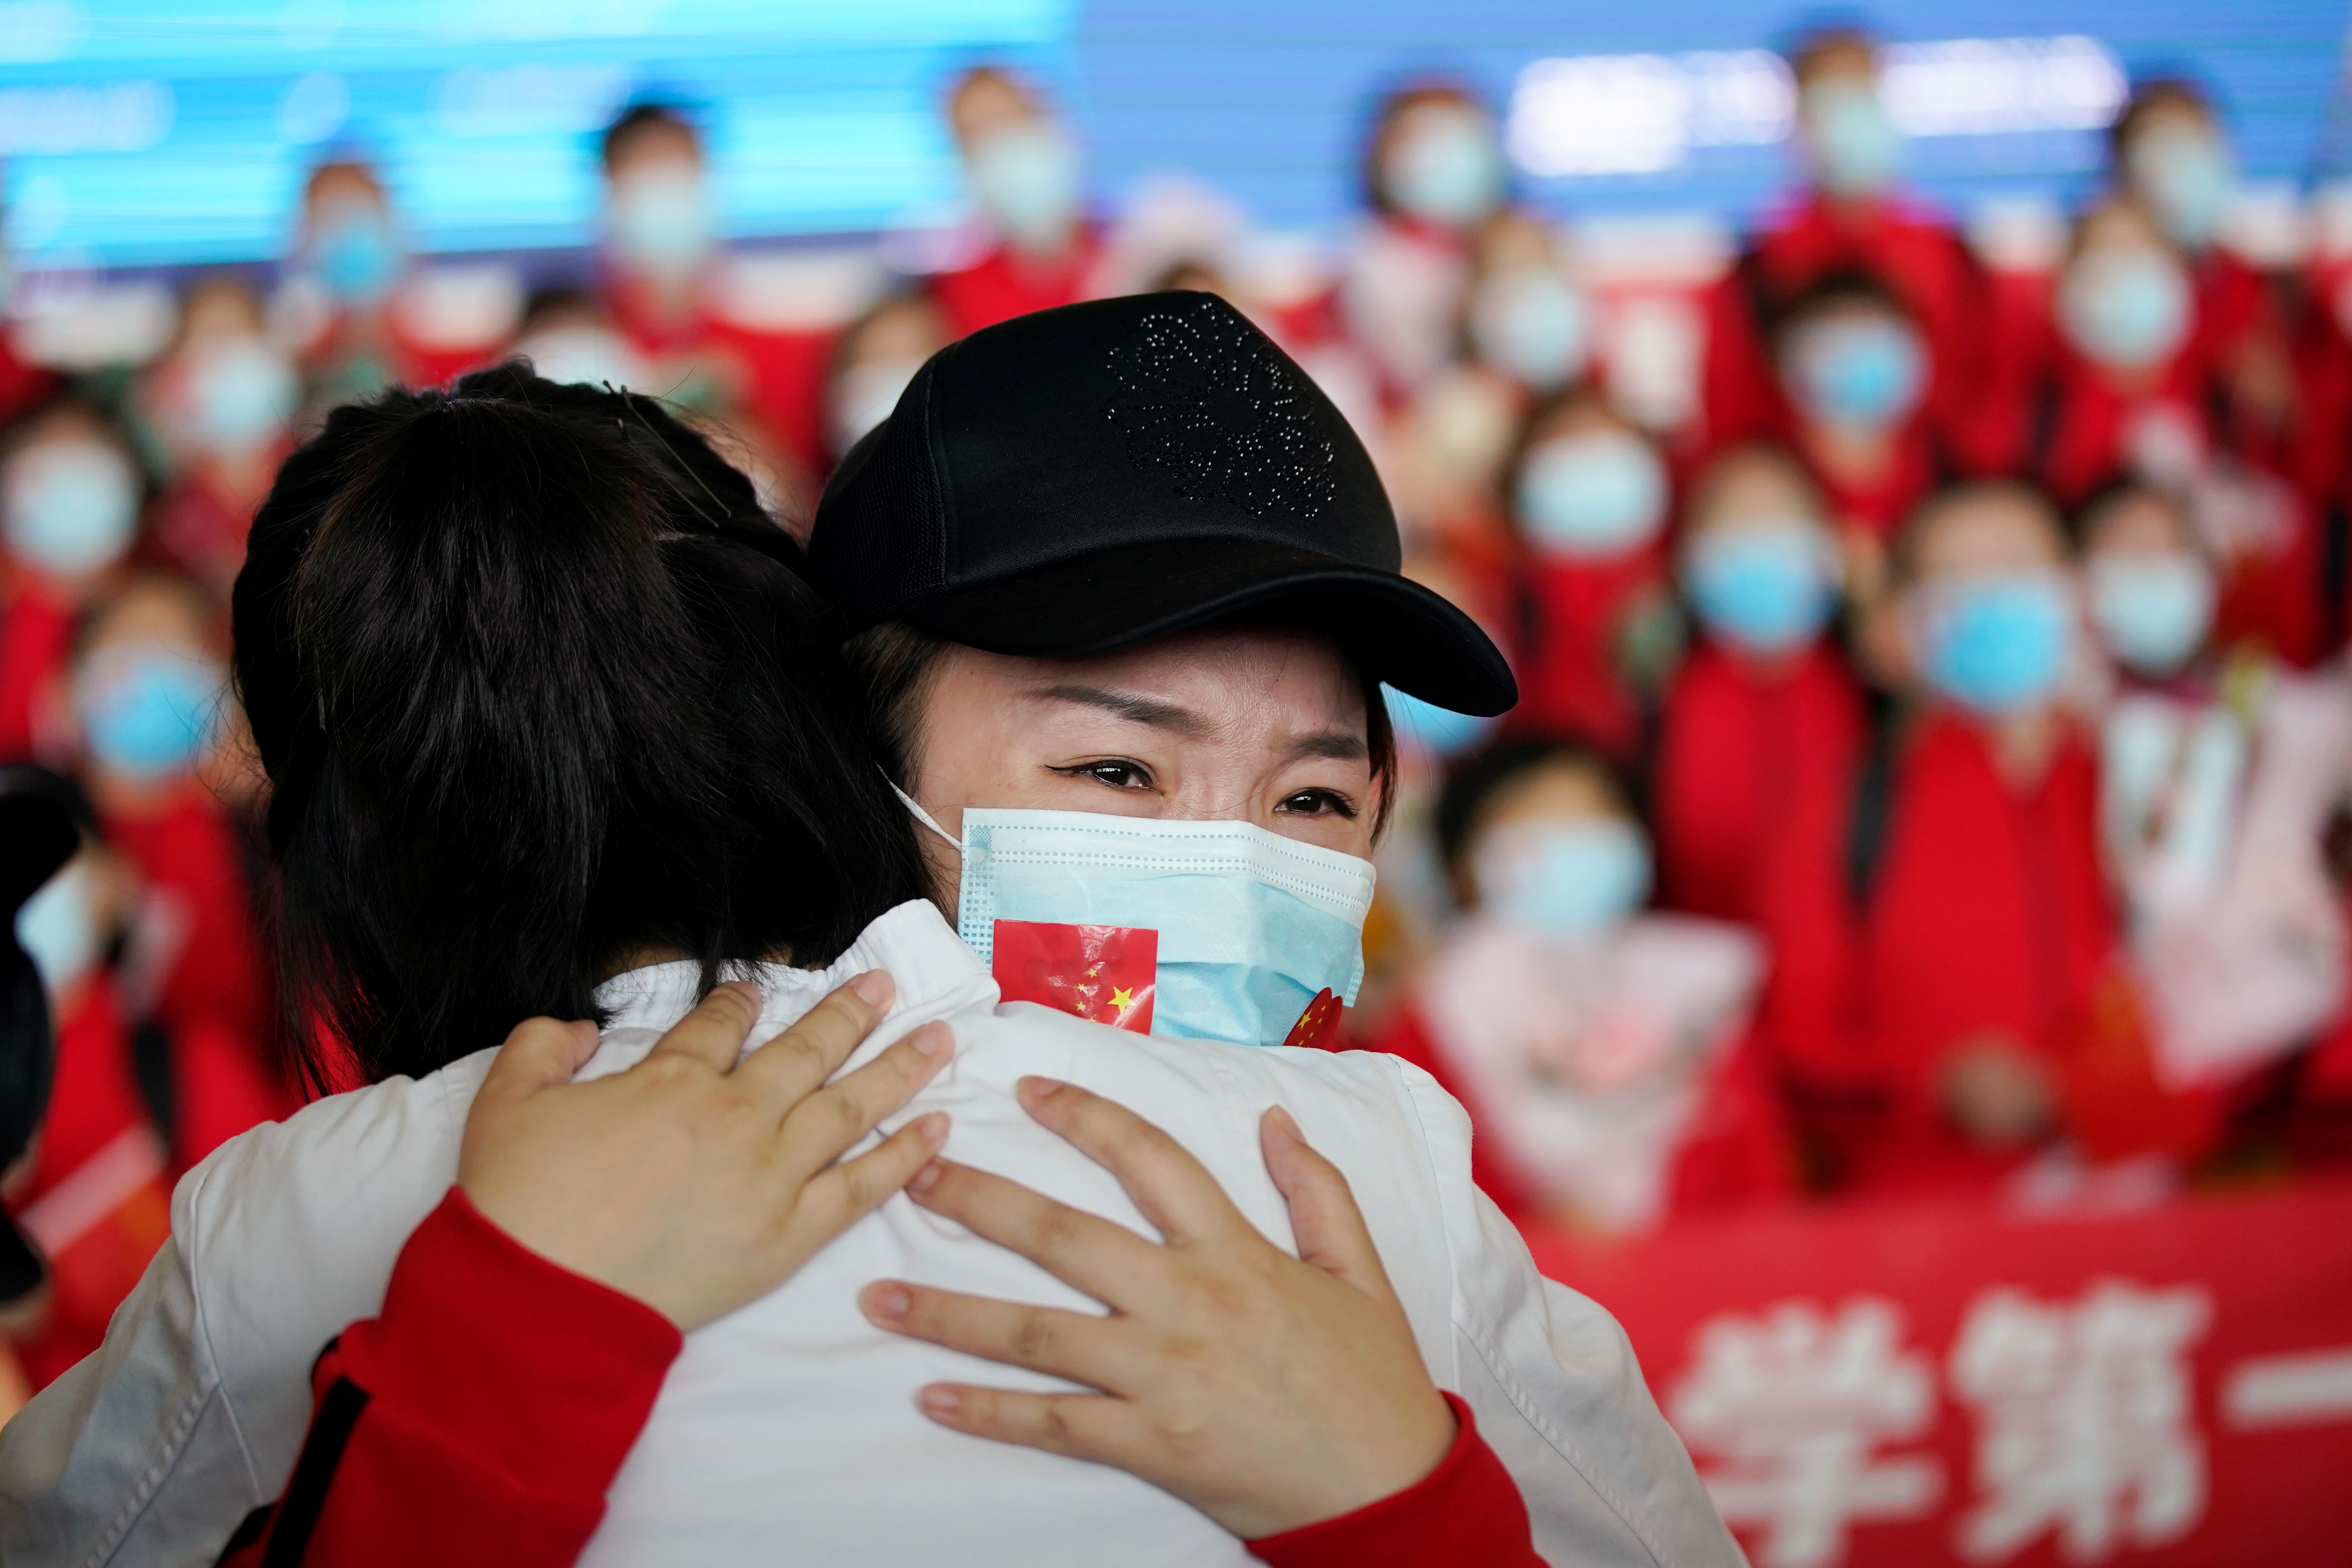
top-left (1278, 788), bottom-right (1357, 820)
top-left (1068, 760), bottom-right (1153, 792)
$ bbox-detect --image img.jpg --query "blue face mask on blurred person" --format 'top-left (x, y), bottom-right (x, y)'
top-left (2061, 248), bottom-right (2192, 372)
top-left (1915, 574), bottom-right (2073, 716)
top-left (1786, 315), bottom-right (1924, 431)
top-left (2088, 553), bottom-right (2215, 678)
top-left (1684, 522), bottom-right (1839, 656)
top-left (1474, 817), bottom-right (1651, 940)
top-left (2, 441), bottom-right (139, 579)
top-left (1385, 685), bottom-right (1498, 760)
top-left (1469, 268), bottom-right (1590, 392)
top-left (968, 120), bottom-right (1083, 252)
top-left (187, 339), bottom-right (297, 456)
top-left (75, 641), bottom-right (221, 784)
top-left (1805, 80), bottom-right (1903, 197)
top-left (313, 212), bottom-right (400, 305)
top-left (610, 163), bottom-right (714, 280)
top-left (15, 859), bottom-right (98, 1000)
top-left (1384, 108), bottom-right (1505, 229)
top-left (1516, 431), bottom-right (1667, 558)
top-left (902, 794), bottom-right (1376, 1049)
top-left (2130, 126), bottom-right (2232, 251)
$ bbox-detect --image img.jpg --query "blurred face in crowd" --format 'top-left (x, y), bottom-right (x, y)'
top-left (510, 291), bottom-right (652, 391)
top-left (904, 624), bottom-right (1380, 908)
top-left (70, 577), bottom-right (225, 802)
top-left (11, 841), bottom-right (133, 1015)
top-left (604, 115), bottom-right (714, 283)
top-left (302, 162), bottom-right (401, 308)
top-left (1897, 486), bottom-right (2078, 723)
top-left (153, 277), bottom-right (297, 468)
top-left (1465, 210), bottom-right (1590, 394)
top-left (2059, 201), bottom-right (2194, 380)
top-left (1373, 90), bottom-right (1505, 233)
top-left (1778, 292), bottom-right (1927, 439)
top-left (2081, 486), bottom-right (2215, 681)
top-left (1679, 446), bottom-right (1842, 663)
top-left (826, 294), bottom-right (948, 459)
top-left (1512, 397), bottom-right (1669, 562)
top-left (950, 68), bottom-right (1082, 256)
top-left (1795, 37), bottom-right (1902, 199)
top-left (1460, 752), bottom-right (1651, 941)
top-left (2120, 92), bottom-right (2234, 254)
top-left (1, 407), bottom-right (141, 589)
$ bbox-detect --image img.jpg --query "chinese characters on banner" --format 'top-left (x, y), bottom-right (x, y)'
top-left (1528, 1179), bottom-right (2352, 1566)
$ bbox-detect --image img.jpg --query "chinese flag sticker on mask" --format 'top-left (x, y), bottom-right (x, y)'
top-left (991, 920), bottom-right (1156, 1032)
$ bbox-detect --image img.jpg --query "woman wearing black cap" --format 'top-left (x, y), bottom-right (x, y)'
top-left (0, 368), bottom-right (1604, 1567)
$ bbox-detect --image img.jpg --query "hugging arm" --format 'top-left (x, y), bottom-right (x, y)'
top-left (216, 975), bottom-right (949, 1568)
top-left (860, 1078), bottom-right (1546, 1566)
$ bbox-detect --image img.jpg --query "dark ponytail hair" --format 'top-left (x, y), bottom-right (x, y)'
top-left (234, 365), bottom-right (929, 1090)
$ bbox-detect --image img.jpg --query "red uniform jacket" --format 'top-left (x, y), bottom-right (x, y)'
top-left (1844, 712), bottom-right (2116, 1191)
top-left (0, 582), bottom-right (74, 764)
top-left (215, 1189), bottom-right (1541, 1568)
top-left (1506, 545), bottom-right (1671, 757)
top-left (929, 231), bottom-right (1103, 340)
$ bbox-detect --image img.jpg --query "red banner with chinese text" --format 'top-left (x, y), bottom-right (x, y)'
top-left (1526, 1180), bottom-right (2352, 1568)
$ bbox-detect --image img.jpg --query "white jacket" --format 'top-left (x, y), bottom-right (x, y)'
top-left (0, 899), bottom-right (1739, 1568)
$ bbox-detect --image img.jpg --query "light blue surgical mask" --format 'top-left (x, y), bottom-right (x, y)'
top-left (1469, 267), bottom-right (1590, 391)
top-left (1785, 315), bottom-right (1925, 431)
top-left (1913, 573), bottom-right (2074, 716)
top-left (1383, 108), bottom-right (1504, 229)
top-left (1473, 817), bottom-right (1651, 939)
top-left (2061, 248), bottom-right (2192, 372)
top-left (3, 440), bottom-right (139, 579)
top-left (2129, 126), bottom-right (2232, 251)
top-left (74, 640), bottom-right (222, 784)
top-left (2088, 552), bottom-right (2214, 678)
top-left (313, 212), bottom-right (400, 305)
top-left (1684, 521), bottom-right (1839, 656)
top-left (1805, 80), bottom-right (1902, 197)
top-left (903, 792), bottom-right (1375, 1049)
top-left (186, 338), bottom-right (297, 456)
top-left (968, 120), bottom-right (1083, 252)
top-left (16, 858), bottom-right (98, 1000)
top-left (609, 163), bottom-right (714, 279)
top-left (1517, 431), bottom-right (1668, 558)
top-left (1385, 684), bottom-right (1498, 760)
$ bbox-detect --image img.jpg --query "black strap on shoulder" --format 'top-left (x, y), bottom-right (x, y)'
top-left (1844, 696), bottom-right (1904, 913)
top-left (129, 1018), bottom-right (176, 1169)
top-left (259, 1371), bottom-right (371, 1568)
top-left (215, 1505), bottom-right (273, 1566)
top-left (2321, 495), bottom-right (2350, 657)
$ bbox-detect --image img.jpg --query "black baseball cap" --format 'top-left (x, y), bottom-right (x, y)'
top-left (808, 291), bottom-right (1517, 716)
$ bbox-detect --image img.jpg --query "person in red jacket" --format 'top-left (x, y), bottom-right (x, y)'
top-left (1366, 736), bottom-right (1792, 1227)
top-left (1700, 27), bottom-right (1994, 472)
top-left (1338, 79), bottom-right (1509, 403)
top-left (216, 984), bottom-right (1544, 1568)
top-left (1840, 480), bottom-right (2118, 1193)
top-left (63, 575), bottom-right (291, 1164)
top-left (1502, 388), bottom-right (1681, 758)
top-left (1655, 443), bottom-right (1865, 927)
top-left (0, 401), bottom-right (145, 765)
top-left (140, 275), bottom-right (298, 596)
top-left (928, 66), bottom-right (1104, 339)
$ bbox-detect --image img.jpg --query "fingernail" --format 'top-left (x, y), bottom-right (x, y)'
top-left (862, 1283), bottom-right (911, 1321)
top-left (851, 970), bottom-right (893, 1007)
top-left (718, 979), bottom-right (761, 1003)
top-left (910, 1159), bottom-right (944, 1194)
top-left (918, 1386), bottom-right (961, 1415)
top-left (1265, 1104), bottom-right (1300, 1138)
top-left (913, 1024), bottom-right (950, 1058)
top-left (916, 1113), bottom-right (949, 1147)
top-left (1019, 1076), bottom-right (1064, 1102)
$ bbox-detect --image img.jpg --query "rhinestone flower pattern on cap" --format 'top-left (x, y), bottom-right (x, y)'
top-left (1104, 295), bottom-right (1337, 519)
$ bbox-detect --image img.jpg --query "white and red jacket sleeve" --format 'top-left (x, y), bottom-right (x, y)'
top-left (217, 1189), bottom-right (1542, 1568)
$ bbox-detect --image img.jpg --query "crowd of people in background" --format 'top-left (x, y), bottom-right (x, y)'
top-left (5, 22), bottom-right (2352, 1405)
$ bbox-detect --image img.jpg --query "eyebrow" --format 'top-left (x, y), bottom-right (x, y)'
top-left (1031, 683), bottom-right (1207, 736)
top-left (1285, 731), bottom-right (1370, 764)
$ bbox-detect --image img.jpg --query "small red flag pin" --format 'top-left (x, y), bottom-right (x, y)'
top-left (1281, 988), bottom-right (1343, 1051)
top-left (991, 919), bottom-right (1156, 1033)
